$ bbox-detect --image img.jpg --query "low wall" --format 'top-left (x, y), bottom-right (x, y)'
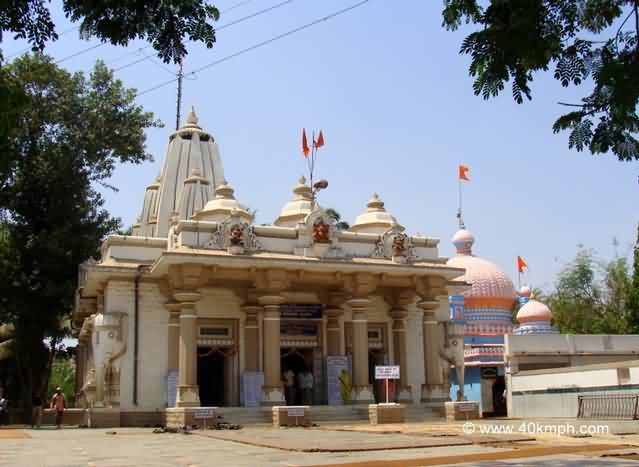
top-left (510, 362), bottom-right (639, 418)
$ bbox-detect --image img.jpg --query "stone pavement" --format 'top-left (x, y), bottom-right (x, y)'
top-left (0, 425), bottom-right (637, 467)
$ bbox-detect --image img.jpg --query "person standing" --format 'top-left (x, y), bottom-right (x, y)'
top-left (50, 387), bottom-right (65, 429)
top-left (304, 370), bottom-right (314, 406)
top-left (31, 392), bottom-right (42, 429)
top-left (283, 368), bottom-right (295, 405)
top-left (0, 391), bottom-right (8, 425)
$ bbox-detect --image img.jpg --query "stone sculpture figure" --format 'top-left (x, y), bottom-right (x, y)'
top-left (229, 223), bottom-right (245, 246)
top-left (312, 219), bottom-right (330, 243)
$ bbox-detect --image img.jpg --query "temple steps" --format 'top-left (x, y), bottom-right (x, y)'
top-left (212, 404), bottom-right (443, 426)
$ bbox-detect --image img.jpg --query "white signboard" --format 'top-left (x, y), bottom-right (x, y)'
top-left (194, 408), bottom-right (215, 419)
top-left (375, 365), bottom-right (400, 380)
top-left (287, 406), bottom-right (305, 417)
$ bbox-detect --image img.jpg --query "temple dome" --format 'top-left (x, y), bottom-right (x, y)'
top-left (446, 229), bottom-right (517, 335)
top-left (516, 299), bottom-right (551, 323)
top-left (519, 285), bottom-right (532, 299)
top-left (514, 297), bottom-right (558, 335)
top-left (274, 177), bottom-right (316, 227)
top-left (349, 193), bottom-right (403, 234)
top-left (193, 181), bottom-right (252, 222)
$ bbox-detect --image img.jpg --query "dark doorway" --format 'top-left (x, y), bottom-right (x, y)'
top-left (281, 348), bottom-right (313, 405)
top-left (368, 351), bottom-right (387, 403)
top-left (197, 347), bottom-right (225, 407)
top-left (492, 375), bottom-right (507, 416)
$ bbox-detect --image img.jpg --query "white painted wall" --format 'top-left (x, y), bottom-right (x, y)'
top-left (137, 284), bottom-right (169, 410)
top-left (510, 363), bottom-right (639, 418)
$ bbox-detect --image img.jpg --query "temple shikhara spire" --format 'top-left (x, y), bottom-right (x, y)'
top-left (132, 107), bottom-right (225, 237)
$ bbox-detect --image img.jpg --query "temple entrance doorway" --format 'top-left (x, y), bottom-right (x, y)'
top-left (368, 350), bottom-right (389, 403)
top-left (197, 347), bottom-right (227, 407)
top-left (281, 348), bottom-right (314, 405)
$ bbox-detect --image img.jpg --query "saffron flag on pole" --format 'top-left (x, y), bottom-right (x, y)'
top-left (517, 256), bottom-right (528, 273)
top-left (314, 130), bottom-right (325, 149)
top-left (302, 128), bottom-right (310, 157)
top-left (458, 164), bottom-right (470, 181)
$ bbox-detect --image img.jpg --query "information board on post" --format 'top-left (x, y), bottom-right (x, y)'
top-left (375, 365), bottom-right (400, 380)
top-left (374, 365), bottom-right (400, 404)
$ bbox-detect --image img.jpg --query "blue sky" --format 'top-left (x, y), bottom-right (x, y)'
top-left (4, 0), bottom-right (638, 291)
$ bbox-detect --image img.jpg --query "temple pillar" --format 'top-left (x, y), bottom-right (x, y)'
top-left (175, 291), bottom-right (201, 407)
top-left (390, 308), bottom-right (411, 402)
top-left (419, 298), bottom-right (448, 403)
top-left (347, 298), bottom-right (374, 403)
top-left (326, 292), bottom-right (346, 356)
top-left (258, 294), bottom-right (285, 405)
top-left (242, 303), bottom-right (261, 371)
top-left (166, 303), bottom-right (181, 371)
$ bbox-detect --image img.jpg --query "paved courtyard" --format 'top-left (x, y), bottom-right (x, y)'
top-left (0, 425), bottom-right (638, 466)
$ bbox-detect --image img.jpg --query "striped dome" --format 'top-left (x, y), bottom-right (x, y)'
top-left (516, 299), bottom-right (552, 323)
top-left (447, 229), bottom-right (517, 336)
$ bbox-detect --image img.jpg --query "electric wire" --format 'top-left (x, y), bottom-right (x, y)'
top-left (137, 0), bottom-right (370, 97)
top-left (48, 0), bottom-right (259, 65)
top-left (113, 0), bottom-right (295, 73)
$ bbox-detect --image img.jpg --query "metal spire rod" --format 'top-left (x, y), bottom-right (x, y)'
top-left (175, 60), bottom-right (184, 130)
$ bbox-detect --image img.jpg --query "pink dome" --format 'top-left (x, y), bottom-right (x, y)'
top-left (516, 299), bottom-right (552, 323)
top-left (447, 229), bottom-right (517, 309)
top-left (447, 255), bottom-right (518, 307)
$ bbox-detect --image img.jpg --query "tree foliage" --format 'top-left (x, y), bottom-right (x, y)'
top-left (325, 208), bottom-right (350, 230)
top-left (1, 0), bottom-right (219, 64)
top-left (627, 222), bottom-right (639, 332)
top-left (0, 54), bottom-right (158, 415)
top-left (547, 248), bottom-right (634, 334)
top-left (443, 1), bottom-right (639, 160)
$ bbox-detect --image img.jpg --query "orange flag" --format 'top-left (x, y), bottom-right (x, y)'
top-left (458, 164), bottom-right (470, 181)
top-left (314, 130), bottom-right (325, 149)
top-left (517, 256), bottom-right (528, 273)
top-left (302, 129), bottom-right (310, 157)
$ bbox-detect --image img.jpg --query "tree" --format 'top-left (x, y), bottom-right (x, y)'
top-left (325, 208), bottom-right (350, 230)
top-left (0, 54), bottom-right (159, 419)
top-left (627, 222), bottom-right (639, 332)
top-left (1, 0), bottom-right (220, 64)
top-left (547, 247), bottom-right (633, 333)
top-left (442, 1), bottom-right (639, 160)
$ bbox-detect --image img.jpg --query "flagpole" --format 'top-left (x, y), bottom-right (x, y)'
top-left (457, 177), bottom-right (464, 229)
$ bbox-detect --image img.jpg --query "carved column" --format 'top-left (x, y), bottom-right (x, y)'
top-left (347, 298), bottom-right (374, 403)
top-left (175, 291), bottom-right (202, 407)
top-left (418, 296), bottom-right (448, 403)
top-left (326, 292), bottom-right (346, 356)
top-left (388, 290), bottom-right (415, 403)
top-left (242, 302), bottom-right (262, 372)
top-left (166, 303), bottom-right (181, 371)
top-left (258, 294), bottom-right (285, 405)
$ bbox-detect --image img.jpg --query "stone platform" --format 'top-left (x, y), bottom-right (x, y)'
top-left (368, 403), bottom-right (405, 424)
top-left (445, 400), bottom-right (480, 421)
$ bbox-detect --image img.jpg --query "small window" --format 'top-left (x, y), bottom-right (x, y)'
top-left (199, 327), bottom-right (229, 337)
top-left (368, 330), bottom-right (381, 340)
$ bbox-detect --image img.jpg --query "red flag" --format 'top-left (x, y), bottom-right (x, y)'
top-left (314, 130), bottom-right (325, 149)
top-left (458, 164), bottom-right (470, 181)
top-left (517, 256), bottom-right (528, 273)
top-left (302, 129), bottom-right (310, 157)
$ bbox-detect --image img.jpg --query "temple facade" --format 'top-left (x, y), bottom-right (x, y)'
top-left (72, 111), bottom-right (469, 424)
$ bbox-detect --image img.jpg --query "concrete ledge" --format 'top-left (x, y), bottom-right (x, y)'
top-left (86, 408), bottom-right (120, 428)
top-left (368, 403), bottom-right (405, 424)
top-left (445, 401), bottom-right (480, 421)
top-left (272, 406), bottom-right (311, 427)
top-left (166, 407), bottom-right (217, 428)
